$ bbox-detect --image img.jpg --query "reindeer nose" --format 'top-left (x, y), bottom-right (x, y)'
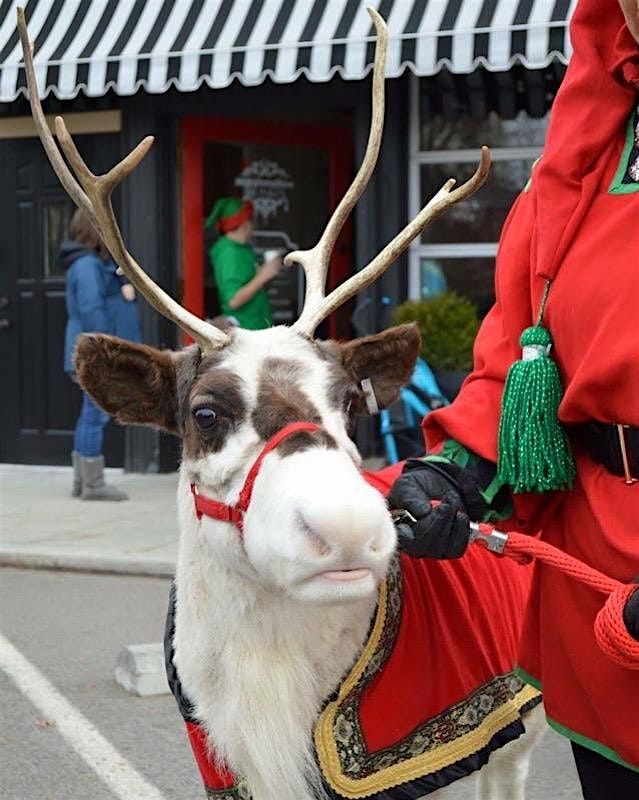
top-left (297, 503), bottom-right (391, 559)
top-left (297, 512), bottom-right (332, 557)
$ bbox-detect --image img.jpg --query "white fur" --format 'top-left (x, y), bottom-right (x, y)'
top-left (171, 327), bottom-right (540, 800)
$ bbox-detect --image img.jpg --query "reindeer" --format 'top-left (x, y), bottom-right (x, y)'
top-left (19, 8), bottom-right (545, 800)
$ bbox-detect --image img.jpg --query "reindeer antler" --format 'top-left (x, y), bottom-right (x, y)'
top-left (17, 8), bottom-right (229, 353)
top-left (289, 7), bottom-right (491, 338)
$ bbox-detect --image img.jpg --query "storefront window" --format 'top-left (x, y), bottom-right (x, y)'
top-left (409, 76), bottom-right (551, 314)
top-left (419, 110), bottom-right (548, 152)
top-left (420, 256), bottom-right (497, 318)
top-left (419, 159), bottom-right (535, 244)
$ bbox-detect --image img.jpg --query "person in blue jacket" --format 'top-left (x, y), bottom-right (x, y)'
top-left (60, 209), bottom-right (142, 500)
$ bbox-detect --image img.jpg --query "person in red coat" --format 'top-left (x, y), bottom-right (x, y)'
top-left (388, 0), bottom-right (639, 797)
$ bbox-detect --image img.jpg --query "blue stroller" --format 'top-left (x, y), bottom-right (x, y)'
top-left (380, 357), bottom-right (449, 464)
top-left (351, 295), bottom-right (449, 464)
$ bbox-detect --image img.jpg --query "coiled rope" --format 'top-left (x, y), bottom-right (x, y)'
top-left (472, 528), bottom-right (639, 669)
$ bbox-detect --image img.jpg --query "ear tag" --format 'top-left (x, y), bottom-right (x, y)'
top-left (360, 378), bottom-right (379, 415)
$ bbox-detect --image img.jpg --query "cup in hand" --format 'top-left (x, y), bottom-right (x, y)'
top-left (263, 248), bottom-right (283, 263)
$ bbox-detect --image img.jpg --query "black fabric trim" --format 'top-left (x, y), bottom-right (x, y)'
top-left (164, 582), bottom-right (198, 725)
top-left (206, 787), bottom-right (250, 800)
top-left (324, 718), bottom-right (530, 800)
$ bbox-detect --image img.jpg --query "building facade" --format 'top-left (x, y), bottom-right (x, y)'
top-left (0, 0), bottom-right (575, 470)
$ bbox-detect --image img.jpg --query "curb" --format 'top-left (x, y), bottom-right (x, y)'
top-left (0, 550), bottom-right (175, 578)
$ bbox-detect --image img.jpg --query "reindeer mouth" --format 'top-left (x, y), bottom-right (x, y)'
top-left (316, 568), bottom-right (373, 583)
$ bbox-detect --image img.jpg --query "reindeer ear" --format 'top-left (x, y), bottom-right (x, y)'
top-left (340, 323), bottom-right (421, 412)
top-left (73, 334), bottom-right (199, 435)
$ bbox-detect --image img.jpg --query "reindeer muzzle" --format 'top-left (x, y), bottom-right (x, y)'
top-left (190, 421), bottom-right (321, 536)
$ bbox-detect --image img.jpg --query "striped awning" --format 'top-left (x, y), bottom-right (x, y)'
top-left (0, 0), bottom-right (577, 103)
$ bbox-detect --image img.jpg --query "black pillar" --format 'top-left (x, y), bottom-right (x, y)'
top-left (120, 99), bottom-right (180, 472)
top-left (352, 76), bottom-right (409, 457)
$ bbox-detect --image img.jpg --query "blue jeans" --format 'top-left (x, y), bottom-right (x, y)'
top-left (73, 391), bottom-right (110, 457)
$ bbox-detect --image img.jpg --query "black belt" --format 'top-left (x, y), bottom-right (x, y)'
top-left (570, 422), bottom-right (639, 484)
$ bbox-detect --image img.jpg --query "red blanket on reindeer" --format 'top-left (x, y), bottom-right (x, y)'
top-left (167, 462), bottom-right (539, 800)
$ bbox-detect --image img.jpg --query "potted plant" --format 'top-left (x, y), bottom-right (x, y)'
top-left (393, 292), bottom-right (480, 400)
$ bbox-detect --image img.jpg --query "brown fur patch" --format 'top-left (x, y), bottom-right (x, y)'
top-left (338, 324), bottom-right (421, 411)
top-left (277, 429), bottom-right (337, 456)
top-left (74, 334), bottom-right (186, 433)
top-left (182, 367), bottom-right (247, 457)
top-left (252, 358), bottom-right (335, 454)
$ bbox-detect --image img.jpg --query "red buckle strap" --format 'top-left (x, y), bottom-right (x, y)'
top-left (191, 484), bottom-right (245, 526)
top-left (191, 421), bottom-right (321, 536)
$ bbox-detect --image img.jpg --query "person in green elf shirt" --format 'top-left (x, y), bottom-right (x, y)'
top-left (205, 197), bottom-right (281, 330)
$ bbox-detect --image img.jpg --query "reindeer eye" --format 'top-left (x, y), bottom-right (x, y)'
top-left (193, 407), bottom-right (217, 430)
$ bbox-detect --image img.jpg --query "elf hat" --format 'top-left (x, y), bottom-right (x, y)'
top-left (205, 197), bottom-right (253, 233)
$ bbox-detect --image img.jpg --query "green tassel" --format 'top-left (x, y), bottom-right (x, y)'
top-left (497, 325), bottom-right (575, 493)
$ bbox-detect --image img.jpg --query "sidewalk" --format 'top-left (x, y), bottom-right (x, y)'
top-left (0, 464), bottom-right (179, 577)
top-left (0, 457), bottom-right (388, 577)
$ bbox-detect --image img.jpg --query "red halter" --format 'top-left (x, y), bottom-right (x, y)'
top-left (190, 421), bottom-right (321, 536)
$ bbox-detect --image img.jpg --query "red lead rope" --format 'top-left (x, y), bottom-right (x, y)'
top-left (471, 525), bottom-right (639, 670)
top-left (191, 422), bottom-right (320, 536)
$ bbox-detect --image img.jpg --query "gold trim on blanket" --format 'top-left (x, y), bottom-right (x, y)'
top-left (314, 557), bottom-right (541, 798)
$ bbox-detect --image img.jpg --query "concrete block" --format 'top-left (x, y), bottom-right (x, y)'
top-left (115, 642), bottom-right (171, 696)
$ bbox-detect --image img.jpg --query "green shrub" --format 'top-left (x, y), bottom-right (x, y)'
top-left (393, 292), bottom-right (480, 371)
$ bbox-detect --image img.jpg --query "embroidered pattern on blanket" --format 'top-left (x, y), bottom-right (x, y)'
top-left (206, 782), bottom-right (251, 799)
top-left (315, 557), bottom-right (540, 798)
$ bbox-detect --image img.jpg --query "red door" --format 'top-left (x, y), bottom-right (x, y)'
top-left (181, 117), bottom-right (353, 340)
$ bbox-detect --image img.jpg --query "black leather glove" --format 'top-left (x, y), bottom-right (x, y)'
top-left (623, 582), bottom-right (639, 640)
top-left (387, 459), bottom-right (488, 559)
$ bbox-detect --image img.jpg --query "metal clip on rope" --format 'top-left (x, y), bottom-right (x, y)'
top-left (468, 522), bottom-right (509, 555)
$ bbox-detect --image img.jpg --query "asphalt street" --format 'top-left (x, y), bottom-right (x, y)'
top-left (0, 568), bottom-right (582, 800)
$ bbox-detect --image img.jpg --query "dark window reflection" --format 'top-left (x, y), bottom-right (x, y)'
top-left (420, 111), bottom-right (548, 152)
top-left (421, 257), bottom-right (496, 318)
top-left (44, 201), bottom-right (72, 277)
top-left (419, 159), bottom-right (534, 244)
